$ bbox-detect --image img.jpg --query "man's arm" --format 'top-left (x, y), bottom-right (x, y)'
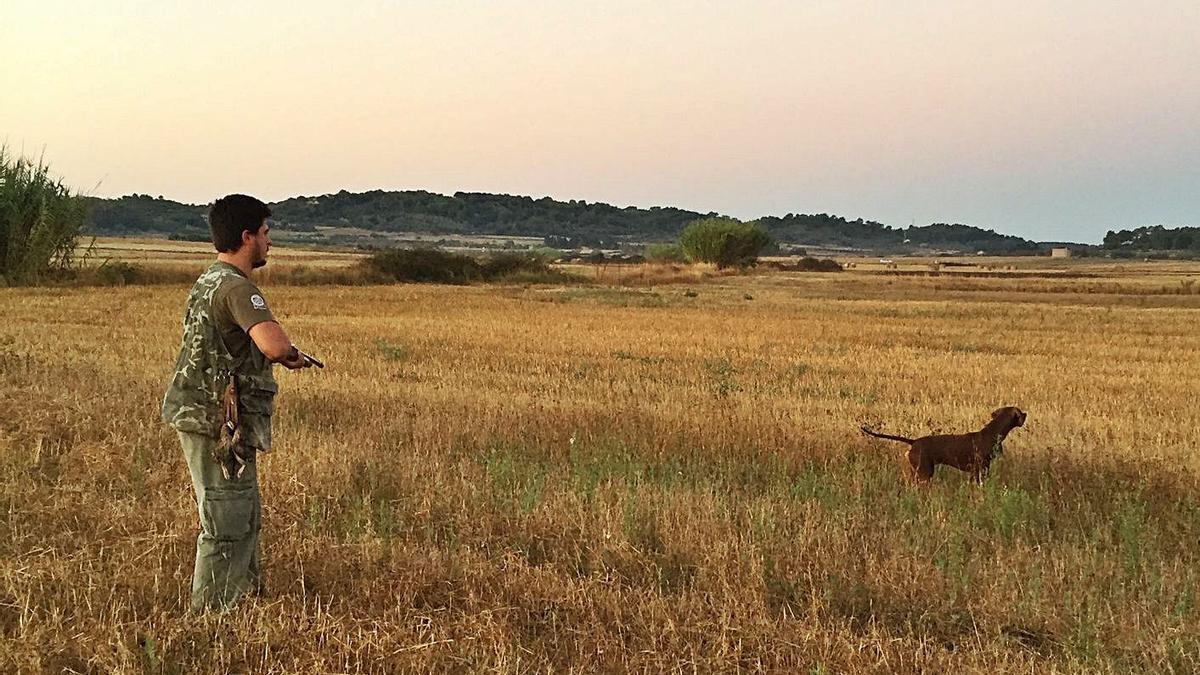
top-left (217, 279), bottom-right (312, 370)
top-left (249, 321), bottom-right (310, 369)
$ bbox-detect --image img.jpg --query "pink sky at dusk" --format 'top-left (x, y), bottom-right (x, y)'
top-left (2, 1), bottom-right (1197, 242)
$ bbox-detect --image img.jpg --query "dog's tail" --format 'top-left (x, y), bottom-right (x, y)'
top-left (860, 425), bottom-right (915, 444)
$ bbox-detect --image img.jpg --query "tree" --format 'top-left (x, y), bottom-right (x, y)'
top-left (679, 217), bottom-right (771, 269)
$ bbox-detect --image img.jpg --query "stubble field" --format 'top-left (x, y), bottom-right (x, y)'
top-left (1, 252), bottom-right (1199, 673)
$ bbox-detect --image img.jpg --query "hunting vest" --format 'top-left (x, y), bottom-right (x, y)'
top-left (162, 262), bottom-right (278, 449)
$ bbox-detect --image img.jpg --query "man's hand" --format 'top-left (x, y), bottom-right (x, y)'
top-left (279, 346), bottom-right (313, 370)
top-left (299, 350), bottom-right (324, 368)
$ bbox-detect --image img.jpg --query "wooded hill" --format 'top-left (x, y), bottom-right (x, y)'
top-left (1103, 225), bottom-right (1200, 252)
top-left (87, 190), bottom-right (1048, 253)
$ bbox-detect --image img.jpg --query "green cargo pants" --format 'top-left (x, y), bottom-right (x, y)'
top-left (179, 431), bottom-right (263, 612)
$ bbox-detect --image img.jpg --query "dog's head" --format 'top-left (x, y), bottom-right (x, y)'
top-left (990, 406), bottom-right (1027, 431)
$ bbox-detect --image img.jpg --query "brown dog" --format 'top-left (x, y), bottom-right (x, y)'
top-left (861, 407), bottom-right (1027, 483)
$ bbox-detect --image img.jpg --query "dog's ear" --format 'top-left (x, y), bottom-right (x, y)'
top-left (991, 407), bottom-right (1007, 420)
top-left (1000, 406), bottom-right (1026, 430)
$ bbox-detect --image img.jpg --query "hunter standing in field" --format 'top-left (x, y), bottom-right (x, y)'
top-left (162, 194), bottom-right (316, 612)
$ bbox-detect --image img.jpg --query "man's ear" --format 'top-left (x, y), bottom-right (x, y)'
top-left (233, 229), bottom-right (257, 252)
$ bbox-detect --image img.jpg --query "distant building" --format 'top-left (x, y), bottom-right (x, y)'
top-left (1051, 247), bottom-right (1072, 258)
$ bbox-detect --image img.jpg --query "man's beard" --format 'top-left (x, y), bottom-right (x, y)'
top-left (251, 242), bottom-right (268, 268)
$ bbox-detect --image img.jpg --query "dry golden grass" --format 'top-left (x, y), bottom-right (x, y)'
top-left (1, 252), bottom-right (1199, 672)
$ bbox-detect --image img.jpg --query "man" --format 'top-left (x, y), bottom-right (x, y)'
top-left (162, 194), bottom-right (315, 612)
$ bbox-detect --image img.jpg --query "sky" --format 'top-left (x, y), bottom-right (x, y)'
top-left (2, 1), bottom-right (1197, 243)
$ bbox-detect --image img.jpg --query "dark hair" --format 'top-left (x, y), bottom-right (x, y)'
top-left (209, 194), bottom-right (272, 252)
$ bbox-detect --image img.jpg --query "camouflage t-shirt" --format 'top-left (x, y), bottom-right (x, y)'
top-left (211, 267), bottom-right (277, 362)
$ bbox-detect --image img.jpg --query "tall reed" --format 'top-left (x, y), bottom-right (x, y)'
top-left (0, 147), bottom-right (87, 284)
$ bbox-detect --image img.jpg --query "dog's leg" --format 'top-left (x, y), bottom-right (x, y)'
top-left (974, 461), bottom-right (991, 485)
top-left (907, 447), bottom-right (934, 482)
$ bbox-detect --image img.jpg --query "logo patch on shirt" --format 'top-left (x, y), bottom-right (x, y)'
top-left (250, 294), bottom-right (267, 310)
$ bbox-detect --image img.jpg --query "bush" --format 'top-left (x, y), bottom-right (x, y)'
top-left (645, 243), bottom-right (686, 263)
top-left (0, 148), bottom-right (88, 284)
top-left (764, 257), bottom-right (843, 273)
top-left (479, 251), bottom-right (550, 278)
top-left (366, 248), bottom-right (481, 284)
top-left (795, 257), bottom-right (843, 272)
top-left (365, 248), bottom-right (565, 284)
top-left (679, 218), bottom-right (771, 269)
top-left (168, 230), bottom-right (210, 242)
top-left (94, 260), bottom-right (143, 285)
